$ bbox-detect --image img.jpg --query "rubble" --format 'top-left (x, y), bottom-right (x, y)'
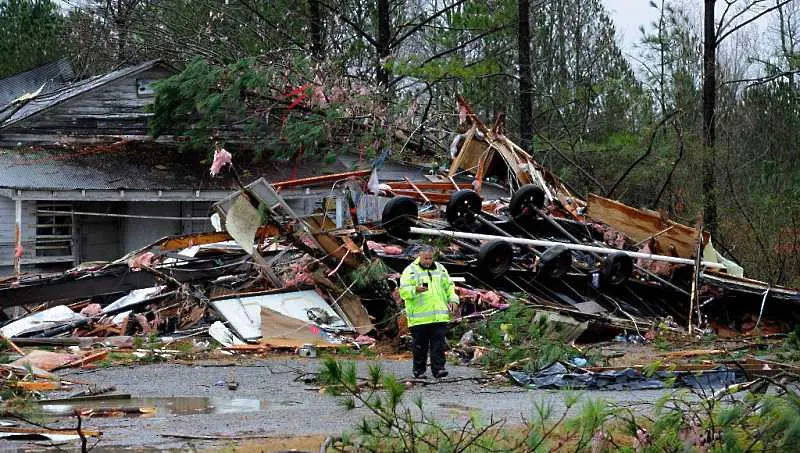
top-left (0, 95), bottom-right (797, 431)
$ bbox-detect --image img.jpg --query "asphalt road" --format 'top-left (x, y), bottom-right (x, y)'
top-left (1, 358), bottom-right (673, 451)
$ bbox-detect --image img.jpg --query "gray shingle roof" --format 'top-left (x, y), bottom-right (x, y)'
top-left (0, 147), bottom-right (218, 190)
top-left (0, 59), bottom-right (75, 108)
top-left (0, 147), bottom-right (361, 191)
top-left (0, 60), bottom-right (164, 128)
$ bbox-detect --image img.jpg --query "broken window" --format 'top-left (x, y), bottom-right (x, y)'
top-left (136, 79), bottom-right (156, 97)
top-left (35, 202), bottom-right (73, 257)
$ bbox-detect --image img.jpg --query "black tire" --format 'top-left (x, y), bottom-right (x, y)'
top-left (509, 184), bottom-right (545, 222)
top-left (381, 196), bottom-right (418, 238)
top-left (669, 265), bottom-right (693, 289)
top-left (446, 189), bottom-right (482, 227)
top-left (538, 245), bottom-right (572, 278)
top-left (477, 240), bottom-right (513, 280)
top-left (601, 252), bottom-right (633, 286)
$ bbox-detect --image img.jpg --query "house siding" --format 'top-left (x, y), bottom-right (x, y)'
top-left (0, 196), bottom-right (38, 265)
top-left (75, 201), bottom-right (122, 263)
top-left (1, 67), bottom-right (173, 145)
top-left (183, 201), bottom-right (214, 233)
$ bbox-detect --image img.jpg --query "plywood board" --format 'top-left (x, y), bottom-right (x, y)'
top-left (586, 194), bottom-right (704, 258)
top-left (260, 307), bottom-right (333, 347)
top-left (449, 125), bottom-right (488, 176)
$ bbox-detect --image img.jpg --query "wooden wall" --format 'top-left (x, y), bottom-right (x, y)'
top-left (2, 66), bottom-right (173, 144)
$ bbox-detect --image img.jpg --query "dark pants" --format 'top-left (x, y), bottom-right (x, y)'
top-left (410, 322), bottom-right (448, 375)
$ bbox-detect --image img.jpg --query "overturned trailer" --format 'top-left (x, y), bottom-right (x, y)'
top-left (371, 97), bottom-right (800, 337)
top-left (1, 96), bottom-right (798, 346)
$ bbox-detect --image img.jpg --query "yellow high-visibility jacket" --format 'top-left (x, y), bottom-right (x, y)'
top-left (399, 259), bottom-right (459, 327)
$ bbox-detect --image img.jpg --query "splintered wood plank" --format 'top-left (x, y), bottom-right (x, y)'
top-left (586, 194), bottom-right (708, 258)
top-left (0, 427), bottom-right (101, 437)
top-left (304, 215), bottom-right (362, 267)
top-left (449, 125), bottom-right (488, 176)
top-left (11, 381), bottom-right (61, 391)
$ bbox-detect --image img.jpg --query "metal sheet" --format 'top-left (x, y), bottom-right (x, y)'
top-left (102, 286), bottom-right (165, 314)
top-left (211, 290), bottom-right (353, 342)
top-left (0, 305), bottom-right (85, 338)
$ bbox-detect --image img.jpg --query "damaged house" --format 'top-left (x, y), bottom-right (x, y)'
top-left (0, 60), bottom-right (431, 275)
top-left (0, 60), bottom-right (217, 274)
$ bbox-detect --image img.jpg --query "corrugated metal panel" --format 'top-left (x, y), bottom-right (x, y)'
top-left (0, 59), bottom-right (75, 108)
top-left (0, 147), bottom-right (356, 191)
top-left (0, 148), bottom-right (195, 190)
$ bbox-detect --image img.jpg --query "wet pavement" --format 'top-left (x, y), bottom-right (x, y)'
top-left (0, 358), bottom-right (674, 451)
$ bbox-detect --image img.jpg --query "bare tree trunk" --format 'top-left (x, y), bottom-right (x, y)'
top-left (309, 0), bottom-right (324, 61)
top-left (517, 0), bottom-right (533, 150)
top-left (116, 0), bottom-right (127, 64)
top-left (702, 0), bottom-right (717, 236)
top-left (376, 0), bottom-right (391, 90)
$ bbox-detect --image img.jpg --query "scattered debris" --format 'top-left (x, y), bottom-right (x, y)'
top-left (0, 96), bottom-right (797, 446)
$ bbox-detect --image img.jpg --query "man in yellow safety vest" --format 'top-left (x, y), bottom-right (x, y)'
top-left (399, 246), bottom-right (459, 378)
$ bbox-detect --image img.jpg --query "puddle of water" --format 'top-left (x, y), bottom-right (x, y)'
top-left (41, 397), bottom-right (269, 417)
top-left (438, 402), bottom-right (478, 412)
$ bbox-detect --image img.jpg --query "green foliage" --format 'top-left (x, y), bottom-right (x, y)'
top-left (0, 0), bottom-right (64, 77)
top-left (778, 326), bottom-right (800, 363)
top-left (148, 56), bottom-right (394, 161)
top-left (319, 358), bottom-right (800, 452)
top-left (132, 333), bottom-right (167, 364)
top-left (348, 259), bottom-right (390, 292)
top-left (477, 302), bottom-right (583, 372)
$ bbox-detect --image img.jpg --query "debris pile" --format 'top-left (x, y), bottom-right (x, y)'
top-left (0, 96), bottom-right (798, 391)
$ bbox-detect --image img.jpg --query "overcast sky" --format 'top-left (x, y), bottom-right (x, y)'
top-left (602, 0), bottom-right (660, 55)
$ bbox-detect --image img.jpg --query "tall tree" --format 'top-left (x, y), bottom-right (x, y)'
top-left (0, 0), bottom-right (64, 77)
top-left (702, 0), bottom-right (718, 235)
top-left (702, 0), bottom-right (792, 236)
top-left (517, 0), bottom-right (533, 150)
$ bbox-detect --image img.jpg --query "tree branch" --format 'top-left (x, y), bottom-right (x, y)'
top-left (319, 2), bottom-right (378, 48)
top-left (651, 122), bottom-right (686, 209)
top-left (607, 109), bottom-right (682, 199)
top-left (721, 69), bottom-right (800, 87)
top-left (391, 0), bottom-right (470, 47)
top-left (417, 25), bottom-right (508, 68)
top-left (235, 0), bottom-right (308, 49)
top-left (716, 0), bottom-right (792, 45)
top-left (387, 25), bottom-right (507, 89)
top-left (536, 133), bottom-right (607, 194)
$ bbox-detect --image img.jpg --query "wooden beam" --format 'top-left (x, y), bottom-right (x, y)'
top-left (272, 169), bottom-right (372, 189)
top-left (384, 181), bottom-right (471, 191)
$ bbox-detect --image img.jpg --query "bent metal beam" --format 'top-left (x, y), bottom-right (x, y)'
top-left (408, 227), bottom-right (727, 269)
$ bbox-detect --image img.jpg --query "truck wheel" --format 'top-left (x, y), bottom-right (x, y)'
top-left (509, 184), bottom-right (545, 223)
top-left (538, 245), bottom-right (572, 278)
top-left (477, 240), bottom-right (513, 280)
top-left (446, 189), bottom-right (482, 228)
top-left (381, 197), bottom-right (418, 238)
top-left (601, 252), bottom-right (633, 286)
